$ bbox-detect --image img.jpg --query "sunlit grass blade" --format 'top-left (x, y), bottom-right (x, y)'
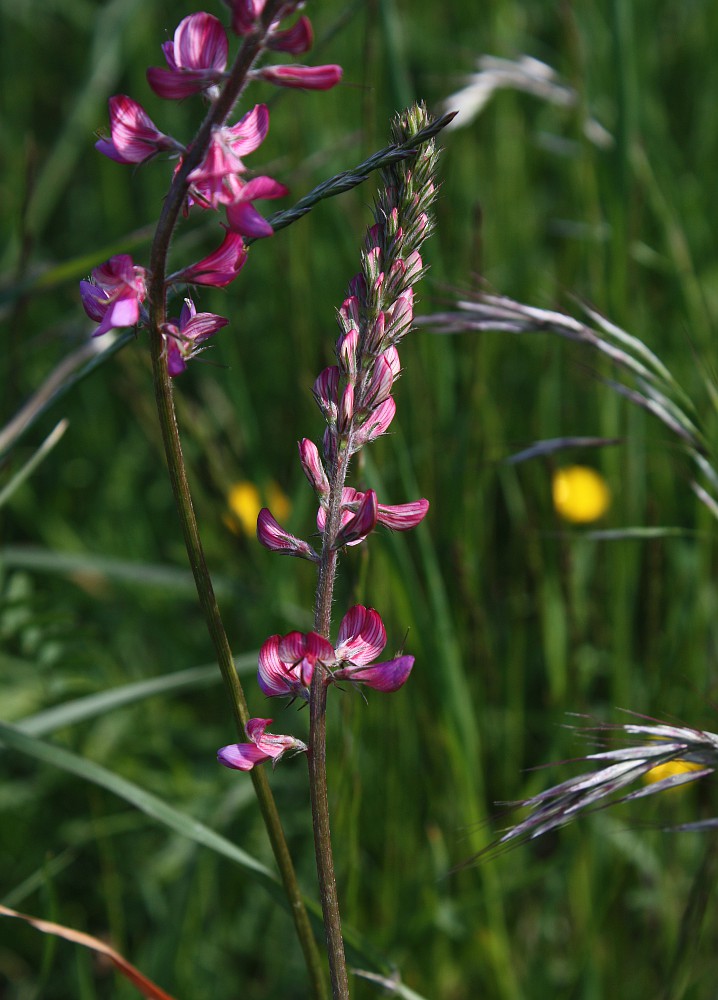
top-left (0, 722), bottom-right (432, 1000)
top-left (0, 546), bottom-right (235, 597)
top-left (14, 662), bottom-right (251, 737)
top-left (0, 420), bottom-right (68, 510)
top-left (503, 435), bottom-right (620, 465)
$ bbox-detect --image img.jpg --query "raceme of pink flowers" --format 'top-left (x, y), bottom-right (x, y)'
top-left (83, 4), bottom-right (342, 373)
top-left (217, 605), bottom-right (414, 774)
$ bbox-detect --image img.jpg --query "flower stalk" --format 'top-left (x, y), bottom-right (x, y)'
top-left (141, 3), bottom-right (329, 997)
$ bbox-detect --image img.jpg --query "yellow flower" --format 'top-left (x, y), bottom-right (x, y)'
top-left (552, 465), bottom-right (611, 523)
top-left (226, 481), bottom-right (292, 537)
top-left (643, 759), bottom-right (704, 790)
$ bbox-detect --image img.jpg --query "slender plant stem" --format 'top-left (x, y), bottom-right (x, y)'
top-left (309, 447), bottom-right (352, 1000)
top-left (146, 7), bottom-right (327, 998)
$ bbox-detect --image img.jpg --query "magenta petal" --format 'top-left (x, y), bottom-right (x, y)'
top-left (354, 396), bottom-right (396, 447)
top-left (241, 175), bottom-right (289, 201)
top-left (217, 743), bottom-right (269, 770)
top-left (147, 67), bottom-right (211, 100)
top-left (101, 95), bottom-right (174, 164)
top-left (175, 12), bottom-right (228, 71)
top-left (107, 296), bottom-right (141, 329)
top-left (257, 508), bottom-right (319, 562)
top-left (299, 438), bottom-right (329, 499)
top-left (336, 606), bottom-right (386, 664)
top-left (173, 230), bottom-right (248, 288)
top-left (267, 15), bottom-right (313, 54)
top-left (181, 311), bottom-right (228, 343)
top-left (334, 489), bottom-right (378, 548)
top-left (226, 201), bottom-right (274, 238)
top-left (166, 339), bottom-right (187, 377)
top-left (336, 655), bottom-right (414, 693)
top-left (376, 498), bottom-right (430, 530)
top-left (279, 631), bottom-right (334, 666)
top-left (257, 64), bottom-right (343, 91)
top-left (226, 104), bottom-right (270, 155)
top-left (258, 635), bottom-right (297, 698)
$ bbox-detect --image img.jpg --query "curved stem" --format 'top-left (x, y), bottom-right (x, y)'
top-left (146, 7), bottom-right (327, 998)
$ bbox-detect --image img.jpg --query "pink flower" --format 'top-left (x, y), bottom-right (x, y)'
top-left (169, 229), bottom-right (247, 287)
top-left (224, 175), bottom-right (288, 238)
top-left (252, 64), bottom-right (343, 91)
top-left (217, 718), bottom-right (307, 771)
top-left (256, 507), bottom-right (319, 561)
top-left (266, 16), bottom-right (313, 54)
top-left (351, 396), bottom-right (396, 452)
top-left (225, 0), bottom-right (266, 35)
top-left (317, 487), bottom-right (429, 546)
top-left (162, 298), bottom-right (228, 376)
top-left (333, 488), bottom-right (378, 548)
top-left (147, 13), bottom-right (228, 100)
top-left (258, 631), bottom-right (334, 701)
top-left (186, 105), bottom-right (270, 208)
top-left (225, 0), bottom-right (308, 44)
top-left (332, 605), bottom-right (414, 692)
top-left (298, 439), bottom-right (329, 500)
top-left (80, 254), bottom-right (147, 336)
top-left (95, 96), bottom-right (180, 164)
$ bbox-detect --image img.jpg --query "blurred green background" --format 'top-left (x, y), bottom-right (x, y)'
top-left (3, 0), bottom-right (718, 997)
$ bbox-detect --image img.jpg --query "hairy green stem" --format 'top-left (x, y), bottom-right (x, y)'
top-left (146, 6), bottom-right (327, 998)
top-left (310, 447), bottom-right (352, 1000)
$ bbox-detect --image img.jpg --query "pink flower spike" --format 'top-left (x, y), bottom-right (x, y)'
top-left (333, 489), bottom-right (378, 548)
top-left (80, 254), bottom-right (147, 337)
top-left (147, 12), bottom-right (228, 99)
top-left (217, 718), bottom-right (307, 771)
top-left (95, 96), bottom-right (179, 164)
top-left (257, 507), bottom-right (320, 562)
top-left (377, 498), bottom-right (430, 531)
top-left (299, 439), bottom-right (330, 500)
top-left (254, 64), bottom-right (343, 91)
top-left (335, 606), bottom-right (387, 665)
top-left (170, 229), bottom-right (247, 288)
top-left (334, 655), bottom-right (414, 693)
top-left (267, 15), bottom-right (314, 54)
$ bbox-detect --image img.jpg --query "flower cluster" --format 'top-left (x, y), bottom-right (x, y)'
top-left (219, 105), bottom-right (440, 772)
top-left (257, 104), bottom-right (438, 558)
top-left (80, 2), bottom-right (341, 374)
top-left (218, 605), bottom-right (414, 770)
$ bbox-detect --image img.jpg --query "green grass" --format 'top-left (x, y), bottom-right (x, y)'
top-left (3, 1), bottom-right (718, 997)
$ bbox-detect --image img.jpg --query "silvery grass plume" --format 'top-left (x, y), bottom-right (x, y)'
top-left (440, 54), bottom-right (612, 149)
top-left (417, 293), bottom-right (718, 522)
top-left (478, 716), bottom-right (718, 861)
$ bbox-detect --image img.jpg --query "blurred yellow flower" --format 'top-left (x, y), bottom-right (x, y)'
top-left (643, 759), bottom-right (704, 790)
top-left (552, 465), bottom-right (611, 523)
top-left (226, 481), bottom-right (292, 536)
